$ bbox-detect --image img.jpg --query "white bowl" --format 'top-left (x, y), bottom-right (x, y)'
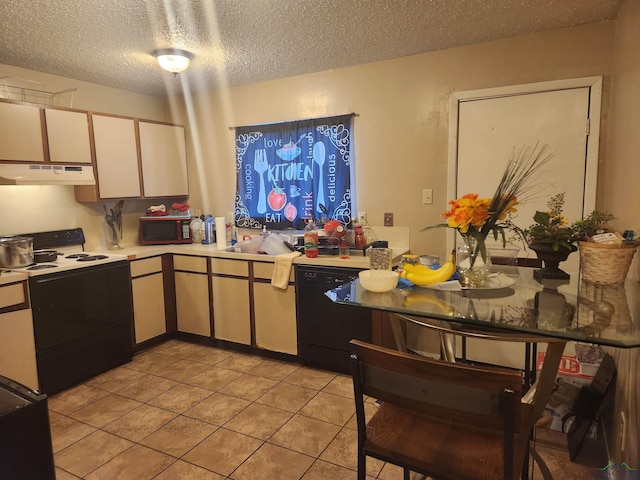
top-left (358, 269), bottom-right (399, 292)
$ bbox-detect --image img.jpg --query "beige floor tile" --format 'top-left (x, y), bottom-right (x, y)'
top-left (247, 358), bottom-right (300, 380)
top-left (183, 427), bottom-right (263, 476)
top-left (377, 462), bottom-right (411, 480)
top-left (218, 373), bottom-right (279, 401)
top-left (115, 373), bottom-right (177, 402)
top-left (230, 442), bottom-right (315, 480)
top-left (215, 352), bottom-right (265, 372)
top-left (154, 340), bottom-right (205, 358)
top-left (55, 467), bottom-right (81, 479)
top-left (69, 393), bottom-right (142, 428)
top-left (102, 404), bottom-right (177, 441)
top-left (320, 427), bottom-right (384, 477)
top-left (186, 346), bottom-right (233, 365)
top-left (299, 391), bottom-right (356, 426)
top-left (153, 459), bottom-right (225, 480)
top-left (126, 352), bottom-right (179, 373)
top-left (147, 383), bottom-right (212, 413)
top-left (185, 365), bottom-right (243, 391)
top-left (269, 413), bottom-right (341, 457)
top-left (284, 366), bottom-right (337, 390)
top-left (48, 409), bottom-right (65, 424)
top-left (50, 416), bottom-right (97, 453)
top-left (224, 402), bottom-right (293, 440)
top-left (84, 444), bottom-right (175, 480)
top-left (301, 459), bottom-right (364, 480)
top-left (155, 358), bottom-right (211, 381)
top-left (54, 430), bottom-right (133, 477)
top-left (183, 392), bottom-right (251, 425)
top-left (83, 365), bottom-right (146, 392)
top-left (256, 381), bottom-right (319, 413)
top-left (48, 384), bottom-right (110, 415)
top-left (141, 415), bottom-right (217, 457)
top-left (323, 374), bottom-right (355, 398)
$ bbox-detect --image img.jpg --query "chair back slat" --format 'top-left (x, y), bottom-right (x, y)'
top-left (351, 340), bottom-right (523, 431)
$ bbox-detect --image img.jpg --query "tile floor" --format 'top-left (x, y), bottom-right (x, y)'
top-left (49, 339), bottom-right (596, 480)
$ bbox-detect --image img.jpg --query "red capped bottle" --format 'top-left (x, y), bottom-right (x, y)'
top-left (304, 219), bottom-right (319, 258)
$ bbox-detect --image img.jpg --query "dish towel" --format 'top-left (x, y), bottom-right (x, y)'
top-left (271, 251), bottom-right (301, 289)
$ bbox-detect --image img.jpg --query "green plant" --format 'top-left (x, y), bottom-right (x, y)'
top-left (526, 193), bottom-right (576, 251)
top-left (573, 210), bottom-right (616, 240)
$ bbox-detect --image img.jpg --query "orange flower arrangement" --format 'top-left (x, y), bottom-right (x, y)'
top-left (424, 144), bottom-right (553, 268)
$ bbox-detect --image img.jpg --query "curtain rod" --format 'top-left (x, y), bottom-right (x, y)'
top-left (228, 112), bottom-right (359, 130)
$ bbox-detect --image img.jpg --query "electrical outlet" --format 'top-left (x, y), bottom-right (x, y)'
top-left (384, 212), bottom-right (394, 226)
top-left (358, 212), bottom-right (367, 223)
top-left (422, 188), bottom-right (433, 204)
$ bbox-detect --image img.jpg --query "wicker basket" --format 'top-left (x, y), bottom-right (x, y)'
top-left (578, 241), bottom-right (638, 285)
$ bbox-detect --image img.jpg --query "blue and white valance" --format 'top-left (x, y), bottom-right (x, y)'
top-left (234, 114), bottom-right (354, 230)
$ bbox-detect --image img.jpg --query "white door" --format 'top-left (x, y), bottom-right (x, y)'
top-left (449, 77), bottom-right (602, 274)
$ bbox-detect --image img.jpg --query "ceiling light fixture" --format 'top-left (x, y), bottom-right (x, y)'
top-left (153, 48), bottom-right (194, 75)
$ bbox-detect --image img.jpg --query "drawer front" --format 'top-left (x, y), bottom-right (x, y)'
top-left (253, 261), bottom-right (294, 283)
top-left (130, 256), bottom-right (163, 277)
top-left (0, 283), bottom-right (27, 309)
top-left (211, 258), bottom-right (248, 277)
top-left (174, 255), bottom-right (208, 273)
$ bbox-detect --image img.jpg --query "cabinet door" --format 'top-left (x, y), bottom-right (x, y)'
top-left (0, 309), bottom-right (39, 390)
top-left (212, 276), bottom-right (250, 345)
top-left (0, 101), bottom-right (44, 162)
top-left (45, 109), bottom-right (92, 164)
top-left (92, 114), bottom-right (141, 198)
top-left (132, 272), bottom-right (166, 344)
top-left (254, 282), bottom-right (297, 355)
top-left (175, 271), bottom-right (211, 337)
top-left (139, 122), bottom-right (188, 197)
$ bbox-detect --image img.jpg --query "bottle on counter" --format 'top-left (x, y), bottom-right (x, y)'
top-left (202, 216), bottom-right (215, 244)
top-left (190, 210), bottom-right (205, 243)
top-left (304, 219), bottom-right (319, 258)
top-left (354, 224), bottom-right (366, 250)
top-left (339, 237), bottom-right (350, 259)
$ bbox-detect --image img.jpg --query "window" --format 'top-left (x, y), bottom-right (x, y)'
top-left (234, 114), bottom-right (354, 230)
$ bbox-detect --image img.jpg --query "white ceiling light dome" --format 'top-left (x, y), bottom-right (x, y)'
top-left (153, 48), bottom-right (194, 75)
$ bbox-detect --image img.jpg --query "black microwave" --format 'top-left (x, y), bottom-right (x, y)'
top-left (139, 216), bottom-right (192, 245)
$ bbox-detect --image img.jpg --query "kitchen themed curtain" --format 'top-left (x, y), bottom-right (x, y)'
top-left (234, 114), bottom-right (353, 230)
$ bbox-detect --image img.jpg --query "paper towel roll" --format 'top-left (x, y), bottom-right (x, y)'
top-left (215, 217), bottom-right (227, 249)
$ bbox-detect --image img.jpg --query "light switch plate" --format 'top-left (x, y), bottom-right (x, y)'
top-left (384, 212), bottom-right (393, 226)
top-left (422, 188), bottom-right (433, 204)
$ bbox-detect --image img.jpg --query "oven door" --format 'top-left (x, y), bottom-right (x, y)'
top-left (29, 261), bottom-right (133, 394)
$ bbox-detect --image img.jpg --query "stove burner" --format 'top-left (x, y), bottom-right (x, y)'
top-left (27, 264), bottom-right (58, 271)
top-left (66, 253), bottom-right (90, 259)
top-left (77, 255), bottom-right (109, 262)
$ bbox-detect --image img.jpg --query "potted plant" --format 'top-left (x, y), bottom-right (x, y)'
top-left (525, 192), bottom-right (579, 280)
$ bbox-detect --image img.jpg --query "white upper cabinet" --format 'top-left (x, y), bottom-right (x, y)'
top-left (139, 121), bottom-right (188, 197)
top-left (91, 114), bottom-right (141, 199)
top-left (0, 101), bottom-right (44, 162)
top-left (44, 109), bottom-right (92, 164)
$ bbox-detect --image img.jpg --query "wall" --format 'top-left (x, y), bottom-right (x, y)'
top-left (174, 21), bottom-right (615, 261)
top-left (603, 0), bottom-right (640, 466)
top-left (0, 64), bottom-right (169, 249)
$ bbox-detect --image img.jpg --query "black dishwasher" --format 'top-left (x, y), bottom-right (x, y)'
top-left (0, 375), bottom-right (55, 480)
top-left (296, 265), bottom-right (371, 374)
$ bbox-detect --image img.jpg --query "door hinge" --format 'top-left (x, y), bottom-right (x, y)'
top-left (586, 118), bottom-right (591, 136)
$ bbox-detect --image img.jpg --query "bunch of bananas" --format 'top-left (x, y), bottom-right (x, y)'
top-left (399, 251), bottom-right (456, 286)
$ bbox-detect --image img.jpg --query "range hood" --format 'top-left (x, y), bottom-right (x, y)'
top-left (0, 164), bottom-right (96, 185)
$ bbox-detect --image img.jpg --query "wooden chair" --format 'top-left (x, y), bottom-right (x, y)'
top-left (350, 339), bottom-right (548, 480)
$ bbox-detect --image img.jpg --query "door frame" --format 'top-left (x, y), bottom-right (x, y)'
top-left (446, 76), bottom-right (603, 253)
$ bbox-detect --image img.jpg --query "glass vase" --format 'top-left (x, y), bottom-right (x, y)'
top-left (456, 236), bottom-right (491, 287)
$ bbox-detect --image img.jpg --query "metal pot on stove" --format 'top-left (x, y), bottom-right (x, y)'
top-left (0, 236), bottom-right (34, 268)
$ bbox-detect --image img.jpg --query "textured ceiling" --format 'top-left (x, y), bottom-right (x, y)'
top-left (0, 0), bottom-right (622, 97)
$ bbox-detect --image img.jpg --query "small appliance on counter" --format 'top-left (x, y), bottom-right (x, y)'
top-left (139, 216), bottom-right (193, 245)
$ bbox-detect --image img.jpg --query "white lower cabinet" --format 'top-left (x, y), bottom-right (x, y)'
top-left (211, 258), bottom-right (251, 345)
top-left (130, 257), bottom-right (166, 344)
top-left (0, 282), bottom-right (39, 390)
top-left (253, 262), bottom-right (297, 355)
top-left (174, 255), bottom-right (211, 337)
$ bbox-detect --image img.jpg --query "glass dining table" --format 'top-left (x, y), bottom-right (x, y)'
top-left (325, 267), bottom-right (639, 466)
